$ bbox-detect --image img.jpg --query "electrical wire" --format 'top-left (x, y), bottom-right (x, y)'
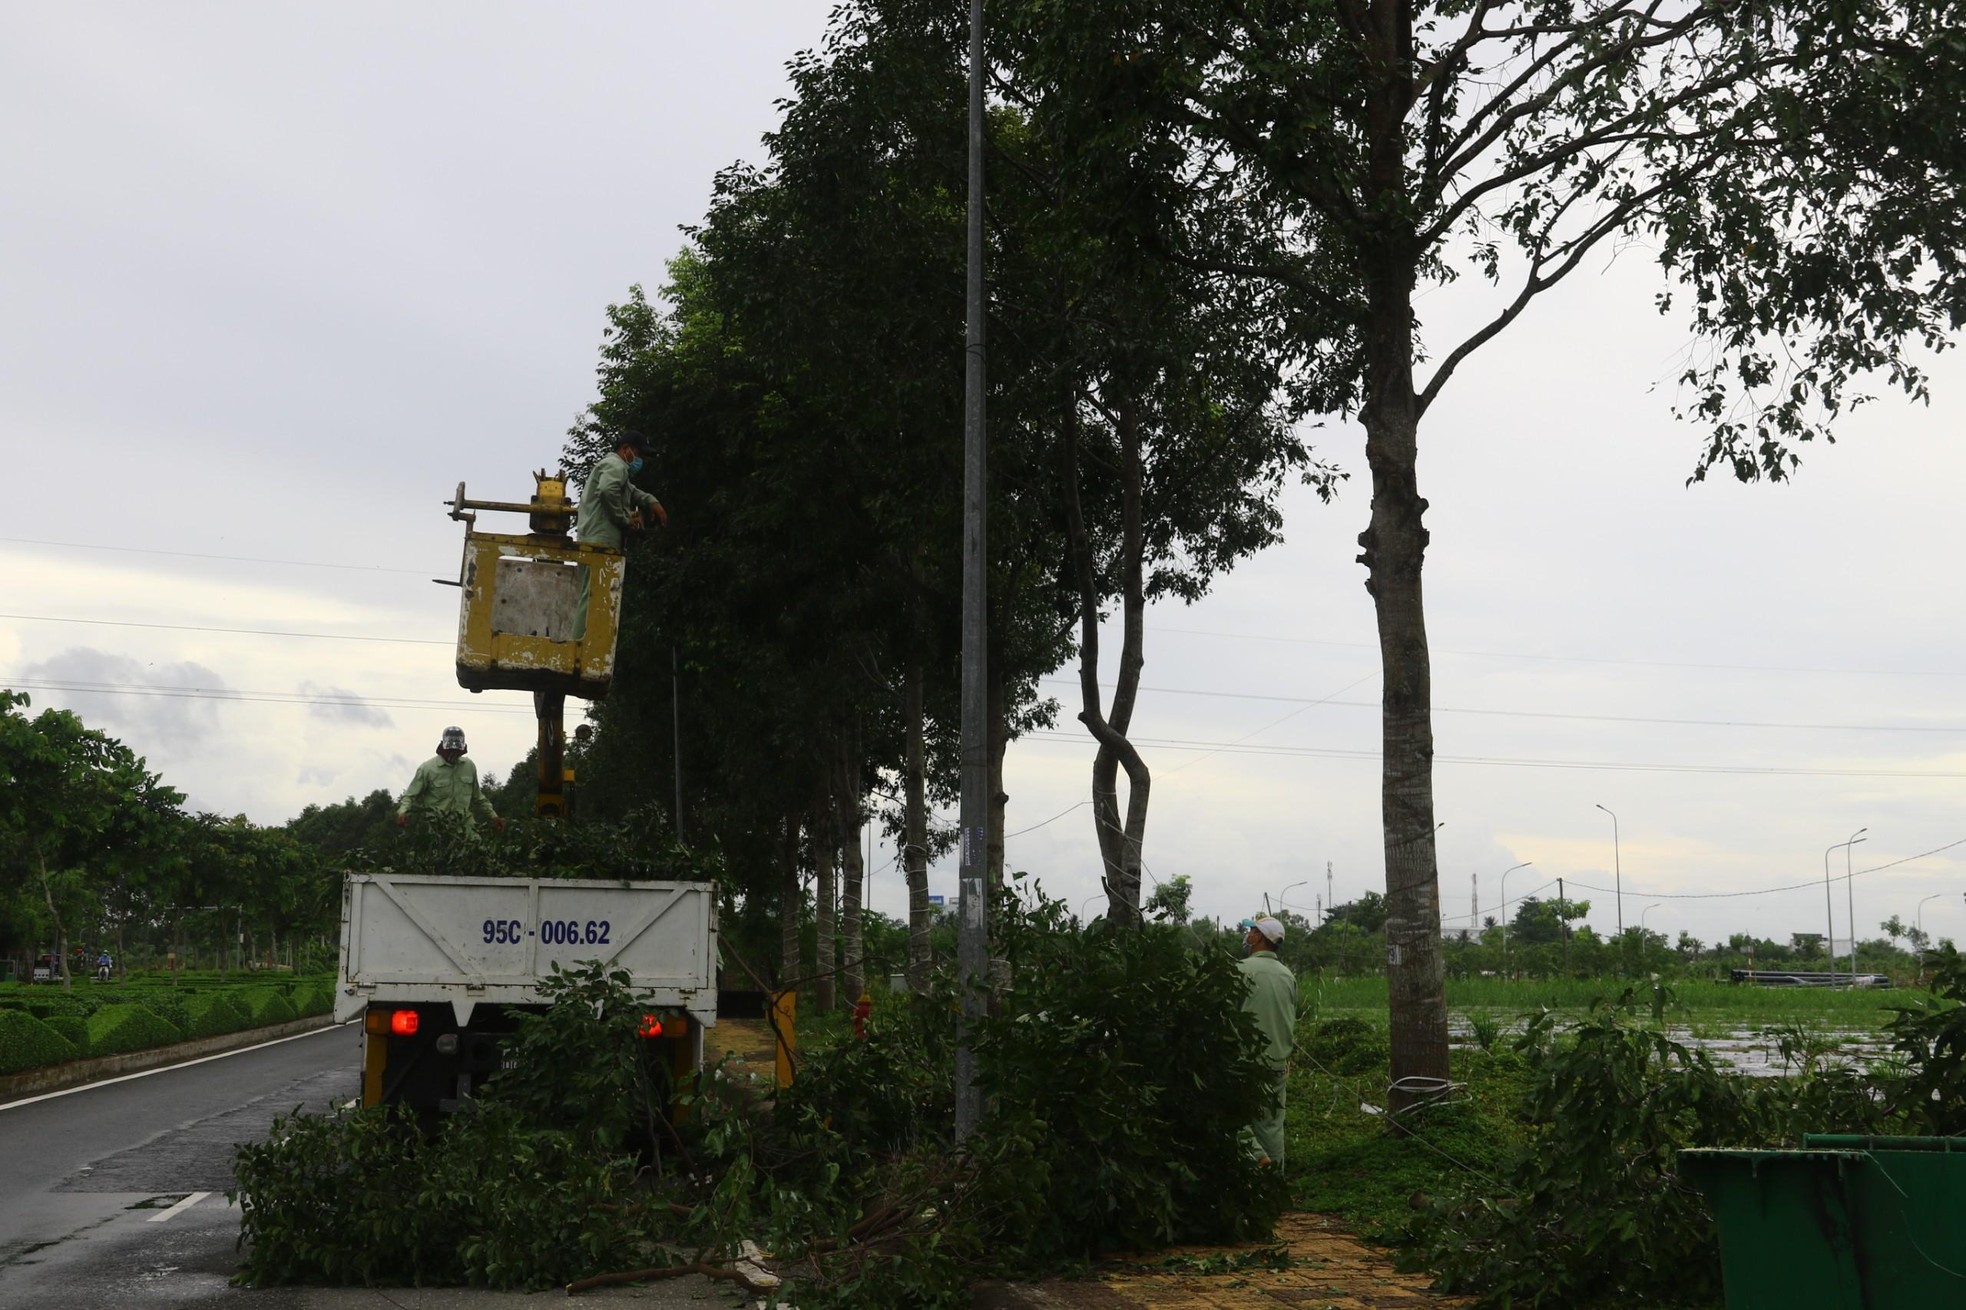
top-left (4, 676), bottom-right (531, 716)
top-left (0, 535), bottom-right (430, 575)
top-left (1561, 835), bottom-right (1966, 902)
top-left (1043, 677), bottom-right (1966, 735)
top-left (1024, 729), bottom-right (1966, 780)
top-left (1152, 625), bottom-right (1966, 678)
top-left (0, 613), bottom-right (449, 645)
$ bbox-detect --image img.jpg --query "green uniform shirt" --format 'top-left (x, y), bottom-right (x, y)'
top-left (1236, 949), bottom-right (1297, 1068)
top-left (398, 755), bottom-right (497, 823)
top-left (576, 452), bottom-right (659, 550)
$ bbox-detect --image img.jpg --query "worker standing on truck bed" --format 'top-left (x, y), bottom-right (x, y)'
top-left (397, 726), bottom-right (505, 832)
top-left (573, 429), bottom-right (667, 639)
top-left (1236, 914), bottom-right (1296, 1167)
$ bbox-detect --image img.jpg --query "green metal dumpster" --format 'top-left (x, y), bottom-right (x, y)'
top-left (1681, 1135), bottom-right (1966, 1309)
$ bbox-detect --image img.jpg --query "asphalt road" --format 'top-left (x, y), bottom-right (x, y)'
top-left (0, 1024), bottom-right (731, 1308)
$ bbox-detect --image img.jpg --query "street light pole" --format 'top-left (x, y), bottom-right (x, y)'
top-left (1824, 830), bottom-right (1866, 981)
top-left (1280, 880), bottom-right (1308, 914)
top-left (1594, 805), bottom-right (1623, 937)
top-left (1844, 828), bottom-right (1865, 977)
top-left (1641, 903), bottom-right (1663, 934)
top-left (1499, 860), bottom-right (1533, 978)
top-left (952, 0), bottom-right (990, 1145)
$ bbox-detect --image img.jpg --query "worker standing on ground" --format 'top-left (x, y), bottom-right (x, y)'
top-left (396, 726), bottom-right (505, 832)
top-left (1236, 915), bottom-right (1297, 1167)
top-left (573, 429), bottom-right (667, 639)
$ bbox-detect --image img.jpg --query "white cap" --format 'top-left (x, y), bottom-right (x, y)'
top-left (1241, 915), bottom-right (1286, 945)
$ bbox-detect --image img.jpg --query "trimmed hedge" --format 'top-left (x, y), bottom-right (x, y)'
top-left (45, 1014), bottom-right (89, 1056)
top-left (238, 990), bottom-right (298, 1026)
top-left (181, 993), bottom-right (255, 1040)
top-left (0, 1010), bottom-right (80, 1074)
top-left (288, 983), bottom-right (331, 1017)
top-left (85, 1004), bottom-right (184, 1058)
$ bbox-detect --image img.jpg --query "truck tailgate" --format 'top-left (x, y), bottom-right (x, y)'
top-left (336, 873), bottom-right (716, 1025)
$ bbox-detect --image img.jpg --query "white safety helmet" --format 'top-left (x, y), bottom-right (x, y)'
top-left (438, 726), bottom-right (468, 754)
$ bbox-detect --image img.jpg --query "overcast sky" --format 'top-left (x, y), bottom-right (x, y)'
top-left (4, 3), bottom-right (1962, 955)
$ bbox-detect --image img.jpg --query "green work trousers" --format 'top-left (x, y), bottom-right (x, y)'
top-left (1244, 1067), bottom-right (1289, 1166)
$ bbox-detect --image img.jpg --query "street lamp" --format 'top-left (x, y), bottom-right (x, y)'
top-left (1916, 892), bottom-right (1944, 983)
top-left (1641, 903), bottom-right (1663, 934)
top-left (1824, 829), bottom-right (1866, 981)
top-left (1280, 880), bottom-right (1308, 914)
top-left (1499, 860), bottom-right (1533, 978)
top-left (1844, 828), bottom-right (1866, 977)
top-left (1594, 805), bottom-right (1623, 936)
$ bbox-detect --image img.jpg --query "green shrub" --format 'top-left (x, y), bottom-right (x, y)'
top-left (0, 1010), bottom-right (80, 1073)
top-left (238, 990), bottom-right (298, 1027)
top-left (45, 1015), bottom-right (89, 1056)
top-left (288, 983), bottom-right (333, 1017)
top-left (85, 1004), bottom-right (184, 1057)
top-left (181, 993), bottom-right (254, 1040)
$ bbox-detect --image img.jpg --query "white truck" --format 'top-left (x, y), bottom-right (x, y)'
top-left (335, 872), bottom-right (717, 1112)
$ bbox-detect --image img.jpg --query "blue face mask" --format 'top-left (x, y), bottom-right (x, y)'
top-left (627, 456), bottom-right (645, 474)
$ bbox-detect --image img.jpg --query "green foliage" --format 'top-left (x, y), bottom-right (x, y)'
top-left (233, 1103), bottom-right (649, 1290)
top-left (83, 1003), bottom-right (183, 1057)
top-left (0, 1008), bottom-right (79, 1073)
top-left (237, 989), bottom-right (298, 1027)
top-left (1407, 986), bottom-right (1897, 1308)
top-left (179, 992), bottom-right (255, 1040)
top-left (234, 885), bottom-right (1287, 1300)
top-left (973, 913), bottom-right (1290, 1261)
top-left (1883, 945), bottom-right (1966, 1133)
top-left (44, 1014), bottom-right (88, 1056)
top-left (288, 983), bottom-right (332, 1017)
top-left (485, 960), bottom-right (674, 1151)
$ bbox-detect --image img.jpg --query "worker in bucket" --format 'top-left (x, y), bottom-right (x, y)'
top-left (573, 428), bottom-right (667, 639)
top-left (1236, 914), bottom-right (1297, 1167)
top-left (397, 726), bottom-right (505, 833)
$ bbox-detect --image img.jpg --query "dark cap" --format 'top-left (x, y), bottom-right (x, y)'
top-left (615, 429), bottom-right (654, 454)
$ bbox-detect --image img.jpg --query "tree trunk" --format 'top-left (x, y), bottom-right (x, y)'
top-left (36, 853), bottom-right (70, 991)
top-left (838, 729), bottom-right (866, 1005)
top-left (903, 662), bottom-right (932, 990)
top-left (1357, 6), bottom-right (1450, 1104)
top-left (1062, 393), bottom-right (1151, 928)
top-left (778, 814), bottom-right (803, 991)
top-left (814, 794), bottom-right (837, 1013)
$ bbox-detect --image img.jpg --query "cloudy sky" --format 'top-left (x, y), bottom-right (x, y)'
top-left (4, 4), bottom-right (1962, 954)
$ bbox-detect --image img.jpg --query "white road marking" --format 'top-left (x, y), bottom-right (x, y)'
top-left (0, 1021), bottom-right (354, 1114)
top-left (147, 1191), bottom-right (211, 1223)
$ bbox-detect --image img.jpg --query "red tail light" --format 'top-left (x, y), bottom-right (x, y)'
top-left (638, 1013), bottom-right (663, 1038)
top-left (390, 1009), bottom-right (419, 1036)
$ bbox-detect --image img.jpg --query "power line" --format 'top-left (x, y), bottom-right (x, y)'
top-left (0, 535), bottom-right (430, 576)
top-left (1024, 729), bottom-right (1966, 779)
top-left (0, 614), bottom-right (449, 646)
top-left (1562, 836), bottom-right (1966, 902)
top-left (1042, 677), bottom-right (1966, 735)
top-left (1151, 625), bottom-right (1966, 678)
top-left (5, 676), bottom-right (530, 716)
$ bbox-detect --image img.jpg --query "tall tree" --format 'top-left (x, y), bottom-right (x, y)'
top-left (1010, 0), bottom-right (1966, 1105)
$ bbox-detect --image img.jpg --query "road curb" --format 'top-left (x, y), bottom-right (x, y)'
top-left (0, 1013), bottom-right (341, 1101)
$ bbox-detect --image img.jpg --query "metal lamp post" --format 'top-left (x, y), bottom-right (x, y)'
top-left (1499, 860), bottom-right (1533, 978)
top-left (1641, 903), bottom-right (1663, 933)
top-left (1918, 892), bottom-right (1944, 983)
top-left (1844, 828), bottom-right (1865, 977)
top-left (1824, 830), bottom-right (1866, 981)
top-left (1594, 805), bottom-right (1623, 937)
top-left (1280, 880), bottom-right (1308, 914)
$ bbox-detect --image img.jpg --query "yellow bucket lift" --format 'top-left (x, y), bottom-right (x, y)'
top-left (444, 472), bottom-right (624, 818)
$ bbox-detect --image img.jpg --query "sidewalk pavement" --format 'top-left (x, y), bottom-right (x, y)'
top-left (973, 1212), bottom-right (1471, 1310)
